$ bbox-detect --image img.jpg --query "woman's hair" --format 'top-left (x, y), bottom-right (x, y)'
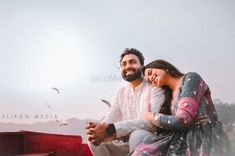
top-left (159, 85), bottom-right (172, 115)
top-left (143, 59), bottom-right (184, 78)
top-left (143, 59), bottom-right (184, 115)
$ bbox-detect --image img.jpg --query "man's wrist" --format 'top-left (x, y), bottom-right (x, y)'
top-left (106, 123), bottom-right (116, 135)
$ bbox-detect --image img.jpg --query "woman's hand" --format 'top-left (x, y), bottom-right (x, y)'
top-left (144, 111), bottom-right (154, 122)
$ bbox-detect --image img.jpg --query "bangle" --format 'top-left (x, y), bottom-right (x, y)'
top-left (151, 113), bottom-right (156, 122)
top-left (152, 113), bottom-right (160, 121)
top-left (151, 113), bottom-right (161, 127)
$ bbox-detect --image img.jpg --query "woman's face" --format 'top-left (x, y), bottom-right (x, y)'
top-left (144, 68), bottom-right (168, 87)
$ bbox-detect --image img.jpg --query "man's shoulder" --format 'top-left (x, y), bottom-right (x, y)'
top-left (142, 79), bottom-right (163, 91)
top-left (116, 83), bottom-right (129, 93)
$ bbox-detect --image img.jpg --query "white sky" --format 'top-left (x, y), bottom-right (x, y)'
top-left (0, 0), bottom-right (234, 123)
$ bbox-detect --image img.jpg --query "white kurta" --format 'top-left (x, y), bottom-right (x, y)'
top-left (103, 79), bottom-right (165, 138)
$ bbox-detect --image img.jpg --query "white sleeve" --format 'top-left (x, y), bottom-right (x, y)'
top-left (114, 118), bottom-right (155, 137)
top-left (114, 87), bottom-right (165, 138)
top-left (150, 87), bottom-right (165, 113)
top-left (103, 89), bottom-right (122, 123)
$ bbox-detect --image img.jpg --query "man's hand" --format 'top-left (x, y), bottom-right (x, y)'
top-left (86, 122), bottom-right (109, 146)
top-left (86, 122), bottom-right (100, 145)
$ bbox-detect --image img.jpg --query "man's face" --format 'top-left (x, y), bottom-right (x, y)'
top-left (120, 54), bottom-right (143, 82)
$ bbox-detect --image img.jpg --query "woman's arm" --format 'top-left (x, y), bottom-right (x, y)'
top-left (144, 72), bottom-right (207, 130)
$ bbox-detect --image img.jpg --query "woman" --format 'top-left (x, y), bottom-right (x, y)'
top-left (131, 59), bottom-right (231, 156)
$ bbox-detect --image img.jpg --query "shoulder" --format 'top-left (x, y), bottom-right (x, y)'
top-left (116, 84), bottom-right (128, 93)
top-left (143, 79), bottom-right (160, 89)
top-left (184, 72), bottom-right (202, 81)
top-left (185, 72), bottom-right (201, 79)
top-left (143, 79), bottom-right (164, 94)
top-left (181, 72), bottom-right (204, 92)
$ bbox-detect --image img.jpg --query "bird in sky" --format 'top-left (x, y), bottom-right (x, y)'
top-left (44, 102), bottom-right (55, 111)
top-left (101, 99), bottom-right (111, 108)
top-left (100, 99), bottom-right (112, 122)
top-left (59, 123), bottom-right (68, 127)
top-left (55, 119), bottom-right (68, 127)
top-left (52, 87), bottom-right (60, 94)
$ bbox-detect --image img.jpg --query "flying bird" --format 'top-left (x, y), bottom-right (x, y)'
top-left (100, 99), bottom-right (112, 122)
top-left (101, 99), bottom-right (111, 108)
top-left (52, 87), bottom-right (60, 94)
top-left (44, 102), bottom-right (55, 111)
top-left (59, 123), bottom-right (68, 127)
top-left (55, 119), bottom-right (68, 127)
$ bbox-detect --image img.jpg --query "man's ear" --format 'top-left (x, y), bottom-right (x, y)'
top-left (141, 65), bottom-right (146, 75)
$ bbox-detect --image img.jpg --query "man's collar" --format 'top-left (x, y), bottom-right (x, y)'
top-left (128, 78), bottom-right (146, 91)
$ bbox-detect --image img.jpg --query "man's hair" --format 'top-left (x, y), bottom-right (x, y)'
top-left (119, 48), bottom-right (145, 65)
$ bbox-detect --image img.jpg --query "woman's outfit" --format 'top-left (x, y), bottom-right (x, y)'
top-left (131, 72), bottom-right (231, 156)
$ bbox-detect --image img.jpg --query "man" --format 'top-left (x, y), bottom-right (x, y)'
top-left (86, 48), bottom-right (165, 156)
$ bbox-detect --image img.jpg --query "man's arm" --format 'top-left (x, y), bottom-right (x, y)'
top-left (150, 87), bottom-right (165, 113)
top-left (114, 87), bottom-right (165, 137)
top-left (114, 118), bottom-right (154, 137)
top-left (102, 89), bottom-right (122, 123)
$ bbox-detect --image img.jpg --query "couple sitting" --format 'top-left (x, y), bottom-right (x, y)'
top-left (86, 48), bottom-right (231, 156)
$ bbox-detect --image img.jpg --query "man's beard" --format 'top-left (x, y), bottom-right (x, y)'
top-left (122, 68), bottom-right (142, 82)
